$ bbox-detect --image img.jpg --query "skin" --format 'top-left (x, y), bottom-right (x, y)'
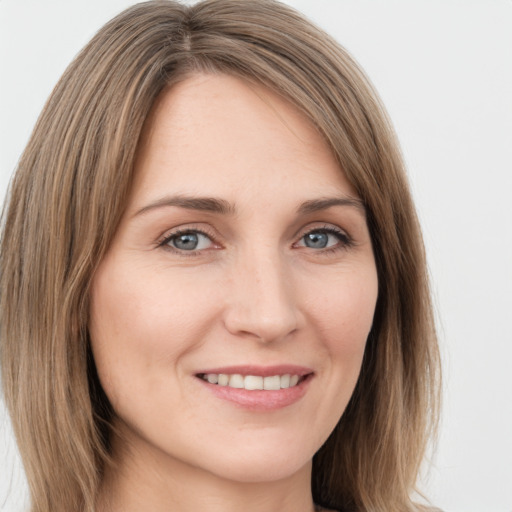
top-left (89, 73), bottom-right (378, 512)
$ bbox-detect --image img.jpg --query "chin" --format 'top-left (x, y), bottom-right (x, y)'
top-left (202, 450), bottom-right (313, 484)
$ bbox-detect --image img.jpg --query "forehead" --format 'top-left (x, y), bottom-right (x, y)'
top-left (130, 73), bottom-right (357, 209)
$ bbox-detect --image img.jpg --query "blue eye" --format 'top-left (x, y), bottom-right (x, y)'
top-left (303, 231), bottom-right (329, 249)
top-left (299, 228), bottom-right (350, 250)
top-left (165, 231), bottom-right (213, 251)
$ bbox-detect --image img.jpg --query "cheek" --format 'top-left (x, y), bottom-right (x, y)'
top-left (303, 265), bottom-right (378, 393)
top-left (294, 266), bottom-right (377, 447)
top-left (88, 258), bottom-right (221, 407)
top-left (305, 266), bottom-right (378, 344)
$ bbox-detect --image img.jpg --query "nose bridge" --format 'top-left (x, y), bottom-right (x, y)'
top-left (223, 243), bottom-right (298, 343)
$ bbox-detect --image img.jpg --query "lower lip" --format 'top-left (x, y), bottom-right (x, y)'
top-left (196, 375), bottom-right (313, 411)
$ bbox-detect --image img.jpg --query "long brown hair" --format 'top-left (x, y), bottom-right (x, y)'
top-left (0, 1), bottom-right (440, 511)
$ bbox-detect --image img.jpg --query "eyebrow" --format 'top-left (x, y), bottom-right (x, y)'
top-left (133, 194), bottom-right (365, 218)
top-left (133, 195), bottom-right (235, 217)
top-left (297, 196), bottom-right (366, 216)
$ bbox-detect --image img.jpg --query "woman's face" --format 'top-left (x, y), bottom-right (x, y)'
top-left (89, 74), bottom-right (378, 484)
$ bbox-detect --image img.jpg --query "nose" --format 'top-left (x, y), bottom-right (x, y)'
top-left (223, 248), bottom-right (300, 344)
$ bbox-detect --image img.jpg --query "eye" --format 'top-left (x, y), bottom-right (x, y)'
top-left (296, 227), bottom-right (351, 250)
top-left (163, 230), bottom-right (214, 252)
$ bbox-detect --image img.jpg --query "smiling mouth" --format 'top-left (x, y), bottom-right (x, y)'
top-left (197, 373), bottom-right (308, 391)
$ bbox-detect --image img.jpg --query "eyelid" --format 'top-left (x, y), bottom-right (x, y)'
top-left (157, 224), bottom-right (221, 253)
top-left (293, 223), bottom-right (354, 250)
top-left (155, 222), bottom-right (354, 255)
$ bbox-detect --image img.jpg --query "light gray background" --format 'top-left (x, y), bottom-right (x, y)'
top-left (1, 1), bottom-right (511, 511)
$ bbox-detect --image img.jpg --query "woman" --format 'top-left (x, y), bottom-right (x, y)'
top-left (0, 1), bottom-right (441, 511)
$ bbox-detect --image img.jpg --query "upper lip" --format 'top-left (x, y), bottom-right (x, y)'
top-left (195, 365), bottom-right (313, 377)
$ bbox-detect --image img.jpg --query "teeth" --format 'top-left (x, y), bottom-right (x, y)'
top-left (202, 373), bottom-right (302, 390)
top-left (244, 375), bottom-right (263, 390)
top-left (263, 375), bottom-right (280, 390)
top-left (280, 374), bottom-right (290, 389)
top-left (229, 374), bottom-right (244, 388)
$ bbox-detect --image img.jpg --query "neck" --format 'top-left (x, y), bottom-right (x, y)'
top-left (96, 430), bottom-right (317, 512)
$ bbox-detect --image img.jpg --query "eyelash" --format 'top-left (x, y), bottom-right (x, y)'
top-left (158, 226), bottom-right (218, 256)
top-left (158, 224), bottom-right (353, 256)
top-left (299, 225), bottom-right (354, 253)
